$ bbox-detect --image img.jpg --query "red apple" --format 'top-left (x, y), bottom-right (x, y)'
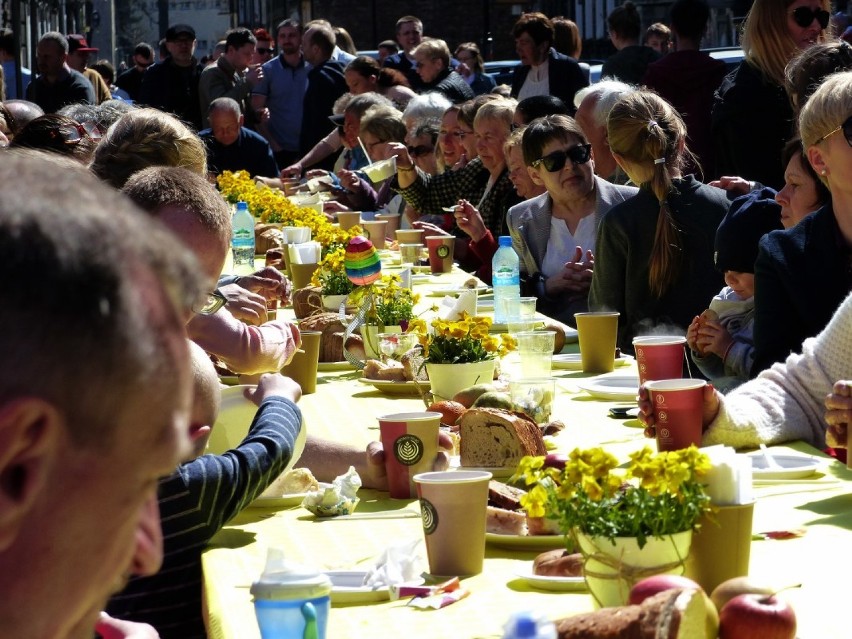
top-left (719, 593), bottom-right (796, 639)
top-left (543, 453), bottom-right (568, 470)
top-left (630, 575), bottom-right (718, 638)
top-left (711, 576), bottom-right (776, 611)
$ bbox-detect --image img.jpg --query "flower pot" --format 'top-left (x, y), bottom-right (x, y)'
top-left (361, 324), bottom-right (404, 359)
top-left (426, 359), bottom-right (496, 402)
top-left (322, 294), bottom-right (349, 312)
top-left (576, 530), bottom-right (693, 609)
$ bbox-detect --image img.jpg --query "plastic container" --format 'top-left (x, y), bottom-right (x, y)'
top-left (502, 611), bottom-right (557, 639)
top-left (232, 201), bottom-right (256, 275)
top-left (492, 235), bottom-right (520, 324)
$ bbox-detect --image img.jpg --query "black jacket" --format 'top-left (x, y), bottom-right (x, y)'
top-left (300, 59), bottom-right (347, 163)
top-left (510, 48), bottom-right (588, 114)
top-left (138, 57), bottom-right (203, 130)
top-left (424, 69), bottom-right (474, 104)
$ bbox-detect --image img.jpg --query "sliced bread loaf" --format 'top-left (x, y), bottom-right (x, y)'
top-left (458, 408), bottom-right (546, 468)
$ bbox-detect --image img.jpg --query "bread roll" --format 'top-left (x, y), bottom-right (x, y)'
top-left (458, 408), bottom-right (546, 468)
top-left (533, 550), bottom-right (584, 577)
top-left (363, 359), bottom-right (405, 381)
top-left (555, 588), bottom-right (706, 639)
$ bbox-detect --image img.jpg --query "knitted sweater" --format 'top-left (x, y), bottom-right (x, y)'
top-left (704, 290), bottom-right (852, 449)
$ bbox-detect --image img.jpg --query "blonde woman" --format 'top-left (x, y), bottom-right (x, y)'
top-left (90, 107), bottom-right (207, 188)
top-left (590, 91), bottom-right (729, 353)
top-left (712, 0), bottom-right (830, 189)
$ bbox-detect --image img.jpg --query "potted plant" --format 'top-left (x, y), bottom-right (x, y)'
top-left (354, 273), bottom-right (421, 358)
top-left (311, 246), bottom-right (354, 311)
top-left (406, 313), bottom-right (516, 400)
top-left (515, 446), bottom-right (712, 608)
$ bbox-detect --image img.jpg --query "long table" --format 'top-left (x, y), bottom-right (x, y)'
top-left (203, 265), bottom-right (852, 638)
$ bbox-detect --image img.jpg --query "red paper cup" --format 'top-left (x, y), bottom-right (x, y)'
top-left (633, 336), bottom-right (686, 385)
top-left (425, 235), bottom-right (454, 274)
top-left (378, 412), bottom-right (441, 498)
top-left (645, 379), bottom-right (706, 452)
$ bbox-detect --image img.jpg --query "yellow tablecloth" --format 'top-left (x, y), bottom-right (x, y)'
top-left (205, 260), bottom-right (852, 638)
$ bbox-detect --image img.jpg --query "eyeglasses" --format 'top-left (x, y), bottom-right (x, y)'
top-left (407, 144), bottom-right (434, 157)
top-left (256, 47), bottom-right (274, 55)
top-left (531, 144), bottom-right (592, 172)
top-left (192, 289), bottom-right (227, 315)
top-left (790, 6), bottom-right (830, 29)
top-left (49, 120), bottom-right (102, 144)
top-left (814, 115), bottom-right (852, 146)
top-left (438, 129), bottom-right (467, 140)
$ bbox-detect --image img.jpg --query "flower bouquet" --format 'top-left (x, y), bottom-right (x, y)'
top-left (311, 246), bottom-right (354, 310)
top-left (515, 446), bottom-right (712, 607)
top-left (406, 313), bottom-right (516, 400)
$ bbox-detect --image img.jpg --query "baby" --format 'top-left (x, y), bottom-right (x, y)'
top-left (687, 198), bottom-right (781, 391)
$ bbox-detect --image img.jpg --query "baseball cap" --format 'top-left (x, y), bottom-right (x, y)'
top-left (165, 24), bottom-right (197, 41)
top-left (67, 34), bottom-right (98, 54)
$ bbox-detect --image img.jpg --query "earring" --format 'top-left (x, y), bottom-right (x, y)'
top-left (821, 169), bottom-right (827, 176)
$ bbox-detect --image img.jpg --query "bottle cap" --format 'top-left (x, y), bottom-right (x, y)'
top-left (236, 201), bottom-right (248, 211)
top-left (498, 235), bottom-right (512, 247)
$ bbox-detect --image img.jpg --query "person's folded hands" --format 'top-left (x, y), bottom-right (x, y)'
top-left (218, 283), bottom-right (268, 325)
top-left (825, 380), bottom-right (852, 448)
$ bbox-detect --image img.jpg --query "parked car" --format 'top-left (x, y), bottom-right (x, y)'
top-left (588, 47), bottom-right (744, 84)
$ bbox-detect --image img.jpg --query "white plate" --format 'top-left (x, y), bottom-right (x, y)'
top-left (357, 377), bottom-right (428, 395)
top-left (486, 533), bottom-right (568, 551)
top-left (563, 327), bottom-right (579, 343)
top-left (748, 453), bottom-right (821, 480)
top-left (516, 569), bottom-right (586, 592)
top-left (448, 457), bottom-right (516, 480)
top-left (552, 353), bottom-right (634, 370)
top-left (207, 386), bottom-right (307, 462)
top-left (249, 492), bottom-right (309, 508)
top-left (317, 360), bottom-right (355, 372)
top-left (576, 375), bottom-right (640, 401)
top-left (425, 286), bottom-right (490, 297)
top-left (323, 571), bottom-right (425, 604)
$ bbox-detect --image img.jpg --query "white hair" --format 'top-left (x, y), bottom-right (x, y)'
top-left (574, 78), bottom-right (636, 127)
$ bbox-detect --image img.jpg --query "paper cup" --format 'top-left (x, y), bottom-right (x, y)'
top-left (336, 210), bottom-right (362, 230)
top-left (574, 312), bottom-right (620, 374)
top-left (686, 501), bottom-right (755, 593)
top-left (516, 331), bottom-right (555, 378)
top-left (378, 412), bottom-right (441, 499)
top-left (413, 470), bottom-right (491, 576)
top-left (425, 235), bottom-right (454, 274)
top-left (280, 331), bottom-right (321, 394)
top-left (361, 220), bottom-right (388, 249)
top-left (633, 336), bottom-right (687, 385)
top-left (289, 262), bottom-right (319, 290)
top-left (645, 379), bottom-right (706, 452)
top-left (396, 229), bottom-right (424, 245)
top-left (399, 243), bottom-right (423, 266)
top-left (375, 213), bottom-right (400, 237)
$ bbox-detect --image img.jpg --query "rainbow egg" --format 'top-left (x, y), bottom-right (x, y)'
top-left (345, 235), bottom-right (381, 286)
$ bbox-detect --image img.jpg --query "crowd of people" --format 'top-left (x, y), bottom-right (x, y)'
top-left (3, 1), bottom-right (852, 637)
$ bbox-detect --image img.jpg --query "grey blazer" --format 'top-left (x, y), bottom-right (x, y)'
top-left (507, 176), bottom-right (637, 324)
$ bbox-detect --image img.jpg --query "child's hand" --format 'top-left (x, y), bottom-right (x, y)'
top-left (686, 315), bottom-right (703, 354)
top-left (696, 320), bottom-right (734, 359)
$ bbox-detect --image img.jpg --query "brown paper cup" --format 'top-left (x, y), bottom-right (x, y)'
top-left (413, 470), bottom-right (492, 576)
top-left (574, 312), bottom-right (620, 373)
top-left (645, 379), bottom-right (706, 452)
top-left (633, 336), bottom-right (687, 385)
top-left (376, 213), bottom-right (400, 237)
top-left (280, 331), bottom-right (321, 394)
top-left (336, 210), bottom-right (362, 230)
top-left (290, 262), bottom-right (319, 290)
top-left (426, 235), bottom-right (454, 273)
top-left (378, 412), bottom-right (441, 498)
top-left (395, 229), bottom-right (424, 245)
top-left (361, 220), bottom-right (388, 249)
top-left (685, 501), bottom-right (755, 593)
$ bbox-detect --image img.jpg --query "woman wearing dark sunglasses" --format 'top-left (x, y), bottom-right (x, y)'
top-left (590, 91), bottom-right (729, 355)
top-left (750, 70), bottom-right (852, 376)
top-left (504, 115), bottom-right (636, 325)
top-left (712, 0), bottom-right (830, 190)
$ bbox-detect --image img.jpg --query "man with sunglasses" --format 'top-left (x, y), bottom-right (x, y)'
top-left (507, 115), bottom-right (636, 325)
top-left (116, 43), bottom-right (155, 102)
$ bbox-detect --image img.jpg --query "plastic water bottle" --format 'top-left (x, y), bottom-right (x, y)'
top-left (492, 235), bottom-right (520, 324)
top-left (502, 611), bottom-right (557, 639)
top-left (232, 201), bottom-right (255, 275)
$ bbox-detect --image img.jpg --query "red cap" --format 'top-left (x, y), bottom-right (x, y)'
top-left (67, 34), bottom-right (98, 54)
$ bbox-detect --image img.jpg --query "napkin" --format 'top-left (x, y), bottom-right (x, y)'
top-left (702, 445), bottom-right (753, 505)
top-left (288, 241), bottom-right (321, 265)
top-left (283, 226), bottom-right (311, 244)
top-left (362, 538), bottom-right (423, 589)
top-left (399, 268), bottom-right (412, 290)
top-left (301, 466), bottom-right (361, 517)
top-left (437, 290), bottom-right (477, 321)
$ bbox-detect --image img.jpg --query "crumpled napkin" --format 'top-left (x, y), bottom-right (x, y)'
top-left (301, 466), bottom-right (361, 517)
top-left (437, 289), bottom-right (476, 320)
top-left (362, 538), bottom-right (423, 588)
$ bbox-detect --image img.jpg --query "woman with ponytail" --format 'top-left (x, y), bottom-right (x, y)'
top-left (589, 91), bottom-right (729, 354)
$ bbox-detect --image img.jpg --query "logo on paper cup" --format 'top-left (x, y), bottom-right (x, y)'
top-left (420, 498), bottom-right (438, 534)
top-left (394, 435), bottom-right (424, 466)
top-left (436, 245), bottom-right (450, 258)
top-left (657, 410), bottom-right (668, 423)
top-left (363, 229), bottom-right (371, 239)
top-left (659, 427), bottom-right (671, 439)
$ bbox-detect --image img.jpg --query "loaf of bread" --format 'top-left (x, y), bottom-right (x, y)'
top-left (363, 359), bottom-right (406, 381)
top-left (486, 505), bottom-right (527, 535)
top-left (555, 588), bottom-right (706, 639)
top-left (527, 516), bottom-right (562, 536)
top-left (488, 480), bottom-right (527, 511)
top-left (458, 408), bottom-right (546, 468)
top-left (533, 550), bottom-right (583, 577)
top-left (299, 313), bottom-right (364, 362)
